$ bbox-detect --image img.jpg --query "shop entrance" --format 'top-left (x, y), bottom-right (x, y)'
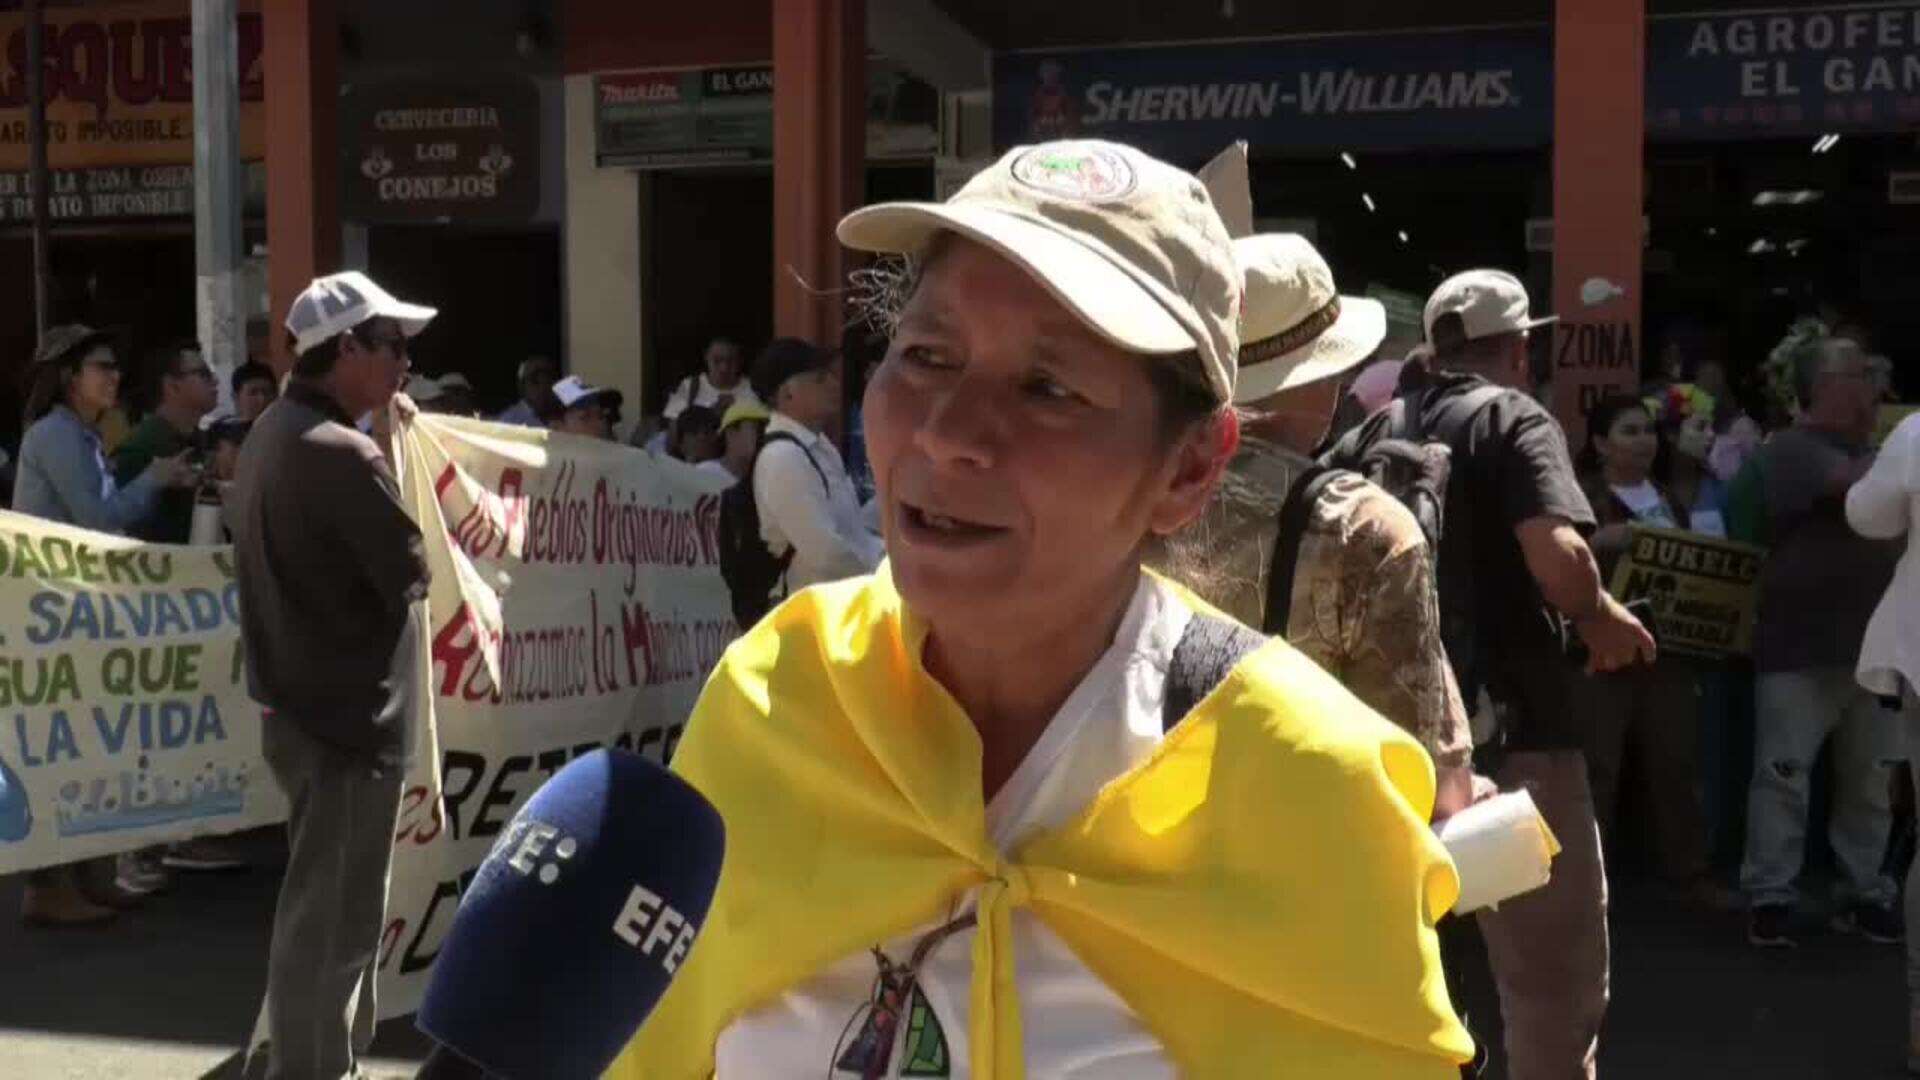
top-left (1646, 134), bottom-right (1920, 421)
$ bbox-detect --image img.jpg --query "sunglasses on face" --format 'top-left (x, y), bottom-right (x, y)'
top-left (356, 330), bottom-right (408, 354)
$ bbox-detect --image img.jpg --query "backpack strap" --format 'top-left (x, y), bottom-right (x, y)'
top-left (1263, 465), bottom-right (1344, 637)
top-left (756, 431), bottom-right (828, 492)
top-left (1163, 611), bottom-right (1268, 733)
top-left (751, 431), bottom-right (831, 596)
top-left (1413, 383), bottom-right (1508, 446)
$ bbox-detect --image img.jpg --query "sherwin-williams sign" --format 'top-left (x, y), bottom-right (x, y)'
top-left (994, 5), bottom-right (1920, 157)
top-left (993, 28), bottom-right (1553, 157)
top-left (0, 0), bottom-right (265, 170)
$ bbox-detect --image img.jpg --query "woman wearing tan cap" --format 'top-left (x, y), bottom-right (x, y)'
top-left (610, 141), bottom-right (1472, 1078)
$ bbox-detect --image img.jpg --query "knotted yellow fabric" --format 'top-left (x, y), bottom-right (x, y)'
top-left (608, 567), bottom-right (1473, 1078)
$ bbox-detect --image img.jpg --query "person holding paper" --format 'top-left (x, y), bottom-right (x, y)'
top-left (610, 140), bottom-right (1471, 1078)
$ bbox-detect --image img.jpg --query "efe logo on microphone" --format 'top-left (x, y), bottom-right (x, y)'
top-left (495, 817), bottom-right (579, 885)
top-left (612, 885), bottom-right (699, 974)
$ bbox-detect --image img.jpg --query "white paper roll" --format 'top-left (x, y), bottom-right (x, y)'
top-left (189, 500), bottom-right (226, 547)
top-left (1437, 789), bottom-right (1562, 914)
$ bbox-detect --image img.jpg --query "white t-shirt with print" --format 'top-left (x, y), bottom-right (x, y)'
top-left (1611, 480), bottom-right (1679, 530)
top-left (663, 373), bottom-right (762, 420)
top-left (713, 575), bottom-right (1191, 1079)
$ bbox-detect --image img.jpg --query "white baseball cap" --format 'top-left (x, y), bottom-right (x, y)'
top-left (1231, 234), bottom-right (1386, 405)
top-left (285, 270), bottom-right (437, 356)
top-left (551, 375), bottom-right (622, 410)
top-left (1422, 269), bottom-right (1555, 345)
top-left (837, 139), bottom-right (1241, 403)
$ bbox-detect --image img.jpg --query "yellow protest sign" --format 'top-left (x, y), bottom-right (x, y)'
top-left (1608, 526), bottom-right (1765, 659)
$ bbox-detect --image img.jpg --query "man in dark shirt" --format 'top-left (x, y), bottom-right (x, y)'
top-left (231, 270), bottom-right (435, 1080)
top-left (1410, 270), bottom-right (1653, 1080)
top-left (113, 341), bottom-right (217, 542)
top-left (1733, 334), bottom-right (1904, 949)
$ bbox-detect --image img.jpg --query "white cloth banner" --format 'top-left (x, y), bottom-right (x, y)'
top-left (0, 511), bottom-right (287, 874)
top-left (375, 413), bottom-right (734, 1017)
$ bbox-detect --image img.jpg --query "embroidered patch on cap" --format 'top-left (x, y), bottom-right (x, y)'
top-left (1010, 143), bottom-right (1138, 202)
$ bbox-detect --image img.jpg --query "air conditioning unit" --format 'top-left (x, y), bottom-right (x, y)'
top-left (1889, 171), bottom-right (1920, 204)
top-left (941, 90), bottom-right (992, 160)
top-left (1524, 216), bottom-right (1652, 252)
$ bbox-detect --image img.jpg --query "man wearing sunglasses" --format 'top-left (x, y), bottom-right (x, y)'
top-left (113, 341), bottom-right (219, 544)
top-left (230, 270), bottom-right (436, 1080)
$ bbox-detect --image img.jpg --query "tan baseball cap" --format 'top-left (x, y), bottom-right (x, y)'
top-left (1232, 234), bottom-right (1386, 405)
top-left (837, 139), bottom-right (1241, 403)
top-left (1422, 269), bottom-right (1556, 345)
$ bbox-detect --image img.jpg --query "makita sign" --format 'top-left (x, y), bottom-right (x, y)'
top-left (996, 29), bottom-right (1549, 155)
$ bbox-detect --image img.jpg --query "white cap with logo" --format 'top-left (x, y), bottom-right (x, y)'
top-left (837, 139), bottom-right (1241, 403)
top-left (1422, 269), bottom-right (1556, 346)
top-left (285, 270), bottom-right (437, 356)
top-left (551, 375), bottom-right (622, 410)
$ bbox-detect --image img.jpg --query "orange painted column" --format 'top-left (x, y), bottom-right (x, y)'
top-left (264, 0), bottom-right (339, 375)
top-left (1551, 0), bottom-right (1645, 448)
top-left (772, 0), bottom-right (865, 346)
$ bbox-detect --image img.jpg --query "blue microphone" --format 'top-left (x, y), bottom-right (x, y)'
top-left (416, 748), bottom-right (726, 1079)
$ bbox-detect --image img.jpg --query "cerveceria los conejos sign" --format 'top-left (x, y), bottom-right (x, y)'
top-left (341, 77), bottom-right (539, 224)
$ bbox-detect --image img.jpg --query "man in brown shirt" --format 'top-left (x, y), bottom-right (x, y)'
top-left (231, 270), bottom-right (435, 1080)
top-left (1158, 234), bottom-right (1476, 816)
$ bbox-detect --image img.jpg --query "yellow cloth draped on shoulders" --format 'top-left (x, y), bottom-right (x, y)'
top-left (608, 566), bottom-right (1473, 1079)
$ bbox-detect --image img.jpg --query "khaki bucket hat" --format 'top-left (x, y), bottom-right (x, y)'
top-left (1232, 234), bottom-right (1387, 405)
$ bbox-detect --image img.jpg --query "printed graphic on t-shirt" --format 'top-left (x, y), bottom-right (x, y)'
top-left (833, 952), bottom-right (951, 1078)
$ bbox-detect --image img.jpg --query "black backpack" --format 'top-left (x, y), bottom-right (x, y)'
top-left (716, 432), bottom-right (826, 630)
top-left (1303, 381), bottom-right (1506, 701)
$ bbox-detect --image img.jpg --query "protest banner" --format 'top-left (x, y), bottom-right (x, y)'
top-left (0, 511), bottom-right (285, 874)
top-left (375, 413), bottom-right (734, 1017)
top-left (1608, 525), bottom-right (1765, 659)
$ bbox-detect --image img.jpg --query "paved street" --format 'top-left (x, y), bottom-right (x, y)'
top-left (0, 830), bottom-right (430, 1080)
top-left (0, 832), bottom-right (1909, 1079)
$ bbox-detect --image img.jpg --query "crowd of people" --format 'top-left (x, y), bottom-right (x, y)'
top-left (6, 134), bottom-right (1920, 1079)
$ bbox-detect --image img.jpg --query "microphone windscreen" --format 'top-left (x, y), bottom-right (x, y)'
top-left (417, 748), bottom-right (725, 1079)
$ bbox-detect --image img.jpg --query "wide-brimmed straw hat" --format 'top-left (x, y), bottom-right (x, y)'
top-left (1231, 234), bottom-right (1386, 405)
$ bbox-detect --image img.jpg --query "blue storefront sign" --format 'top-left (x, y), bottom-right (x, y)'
top-left (1647, 4), bottom-right (1920, 140)
top-left (993, 5), bottom-right (1920, 156)
top-left (992, 29), bottom-right (1554, 160)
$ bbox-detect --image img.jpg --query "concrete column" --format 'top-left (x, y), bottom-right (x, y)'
top-left (1550, 0), bottom-right (1645, 447)
top-left (772, 0), bottom-right (865, 345)
top-left (563, 73), bottom-right (644, 416)
top-left (263, 0), bottom-right (339, 374)
top-left (193, 0), bottom-right (247, 381)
